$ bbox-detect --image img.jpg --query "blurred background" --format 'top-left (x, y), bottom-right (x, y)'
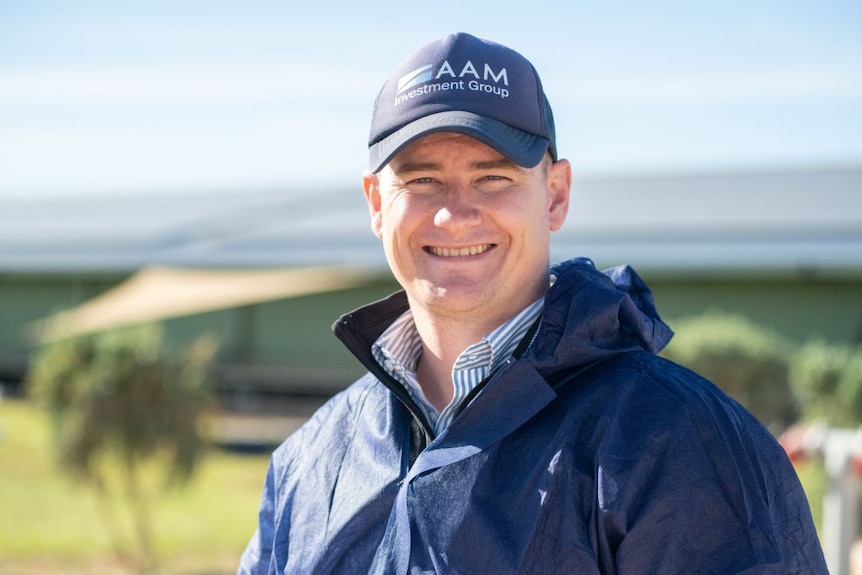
top-left (1, 1), bottom-right (861, 574)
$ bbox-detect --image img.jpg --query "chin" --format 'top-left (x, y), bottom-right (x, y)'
top-left (423, 288), bottom-right (495, 316)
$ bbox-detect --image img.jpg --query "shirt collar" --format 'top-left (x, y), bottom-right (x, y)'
top-left (372, 296), bottom-right (545, 433)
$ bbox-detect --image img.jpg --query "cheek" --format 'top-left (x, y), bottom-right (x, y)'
top-left (371, 212), bottom-right (384, 238)
top-left (498, 195), bottom-right (549, 232)
top-left (508, 202), bottom-right (554, 254)
top-left (377, 199), bottom-right (413, 250)
top-left (383, 195), bottom-right (424, 232)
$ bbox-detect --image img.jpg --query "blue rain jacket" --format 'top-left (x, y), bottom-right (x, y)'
top-left (238, 258), bottom-right (827, 574)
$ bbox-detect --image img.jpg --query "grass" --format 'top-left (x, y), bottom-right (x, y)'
top-left (0, 396), bottom-right (831, 574)
top-left (0, 398), bottom-right (272, 575)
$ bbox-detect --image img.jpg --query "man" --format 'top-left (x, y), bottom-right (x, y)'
top-left (239, 33), bottom-right (827, 574)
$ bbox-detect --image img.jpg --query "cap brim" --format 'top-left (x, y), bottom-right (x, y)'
top-left (368, 111), bottom-right (550, 173)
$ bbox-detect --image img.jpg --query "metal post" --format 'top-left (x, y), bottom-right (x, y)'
top-left (821, 432), bottom-right (859, 575)
top-left (799, 426), bottom-right (862, 575)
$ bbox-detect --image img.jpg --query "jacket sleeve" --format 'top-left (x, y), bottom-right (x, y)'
top-left (237, 459), bottom-right (278, 575)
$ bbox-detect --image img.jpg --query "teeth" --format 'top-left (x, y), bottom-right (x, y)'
top-left (429, 244), bottom-right (492, 257)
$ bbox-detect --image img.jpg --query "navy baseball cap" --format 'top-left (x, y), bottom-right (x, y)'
top-left (368, 32), bottom-right (557, 173)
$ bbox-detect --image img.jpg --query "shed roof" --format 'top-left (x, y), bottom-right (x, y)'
top-left (2, 166), bottom-right (860, 279)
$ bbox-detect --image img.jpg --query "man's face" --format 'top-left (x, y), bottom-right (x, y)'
top-left (363, 132), bottom-right (570, 328)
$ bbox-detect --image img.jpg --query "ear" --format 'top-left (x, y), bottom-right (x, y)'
top-left (362, 171), bottom-right (384, 239)
top-left (546, 159), bottom-right (571, 232)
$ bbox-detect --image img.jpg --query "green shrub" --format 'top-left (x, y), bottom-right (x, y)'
top-left (662, 311), bottom-right (798, 433)
top-left (26, 323), bottom-right (217, 574)
top-left (791, 340), bottom-right (862, 427)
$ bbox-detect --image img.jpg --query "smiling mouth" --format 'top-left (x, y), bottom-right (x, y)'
top-left (426, 244), bottom-right (494, 257)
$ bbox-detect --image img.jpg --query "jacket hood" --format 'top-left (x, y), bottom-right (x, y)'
top-left (526, 258), bottom-right (673, 378)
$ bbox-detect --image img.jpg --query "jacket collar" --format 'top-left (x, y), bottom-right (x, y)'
top-left (333, 257), bottom-right (672, 380)
top-left (331, 257), bottom-right (674, 439)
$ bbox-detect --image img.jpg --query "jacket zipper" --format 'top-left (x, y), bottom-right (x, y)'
top-left (334, 316), bottom-right (436, 452)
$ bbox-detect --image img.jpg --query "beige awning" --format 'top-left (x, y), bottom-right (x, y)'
top-left (34, 265), bottom-right (379, 342)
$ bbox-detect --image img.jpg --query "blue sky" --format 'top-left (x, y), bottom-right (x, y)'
top-left (1, 0), bottom-right (861, 198)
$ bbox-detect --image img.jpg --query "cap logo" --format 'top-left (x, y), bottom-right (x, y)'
top-left (396, 64), bottom-right (434, 94)
top-left (394, 58), bottom-right (510, 106)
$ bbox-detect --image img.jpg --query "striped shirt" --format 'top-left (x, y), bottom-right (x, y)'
top-left (372, 297), bottom-right (544, 435)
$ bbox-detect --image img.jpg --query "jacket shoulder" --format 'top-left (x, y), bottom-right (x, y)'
top-left (550, 352), bottom-right (825, 572)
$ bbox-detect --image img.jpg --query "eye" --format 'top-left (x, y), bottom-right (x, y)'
top-left (476, 173), bottom-right (513, 190)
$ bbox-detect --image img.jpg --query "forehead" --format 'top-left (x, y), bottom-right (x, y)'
top-left (390, 132), bottom-right (507, 166)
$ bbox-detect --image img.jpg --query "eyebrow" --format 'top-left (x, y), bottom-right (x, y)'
top-left (473, 158), bottom-right (522, 171)
top-left (393, 158), bottom-right (524, 175)
top-left (393, 161), bottom-right (439, 175)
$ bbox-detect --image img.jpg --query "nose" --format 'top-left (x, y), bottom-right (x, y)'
top-left (433, 186), bottom-right (481, 230)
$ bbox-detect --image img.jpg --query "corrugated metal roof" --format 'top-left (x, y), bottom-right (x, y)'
top-left (2, 166), bottom-right (860, 278)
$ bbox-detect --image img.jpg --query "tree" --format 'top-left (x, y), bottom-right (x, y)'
top-left (27, 323), bottom-right (217, 574)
